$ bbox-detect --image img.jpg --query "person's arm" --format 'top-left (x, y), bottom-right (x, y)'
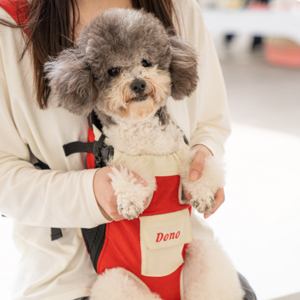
top-left (175, 0), bottom-right (231, 217)
top-left (189, 25), bottom-right (231, 218)
top-left (0, 12), bottom-right (110, 228)
top-left (189, 26), bottom-right (231, 157)
top-left (0, 7), bottom-right (150, 227)
top-left (0, 89), bottom-right (106, 229)
top-left (174, 0), bottom-right (231, 156)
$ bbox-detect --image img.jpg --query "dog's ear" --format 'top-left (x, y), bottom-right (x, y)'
top-left (44, 47), bottom-right (97, 116)
top-left (169, 36), bottom-right (198, 100)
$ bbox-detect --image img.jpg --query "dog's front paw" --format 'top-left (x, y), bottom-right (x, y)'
top-left (117, 196), bottom-right (144, 220)
top-left (190, 191), bottom-right (216, 214)
top-left (108, 167), bottom-right (153, 220)
top-left (181, 177), bottom-right (217, 214)
top-left (180, 155), bottom-right (225, 214)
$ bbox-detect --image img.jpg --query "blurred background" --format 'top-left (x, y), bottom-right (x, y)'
top-left (199, 0), bottom-right (300, 300)
top-left (1, 0), bottom-right (300, 299)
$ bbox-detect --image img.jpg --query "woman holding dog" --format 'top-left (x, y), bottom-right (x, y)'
top-left (0, 0), bottom-right (256, 299)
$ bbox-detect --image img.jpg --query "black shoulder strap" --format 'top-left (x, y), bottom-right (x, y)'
top-left (34, 158), bottom-right (50, 170)
top-left (63, 142), bottom-right (94, 157)
top-left (88, 110), bottom-right (103, 131)
top-left (31, 112), bottom-right (112, 244)
top-left (51, 228), bottom-right (63, 241)
top-left (81, 225), bottom-right (106, 272)
top-left (63, 111), bottom-right (114, 168)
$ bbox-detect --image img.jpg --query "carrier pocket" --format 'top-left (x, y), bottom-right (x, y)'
top-left (139, 208), bottom-right (193, 277)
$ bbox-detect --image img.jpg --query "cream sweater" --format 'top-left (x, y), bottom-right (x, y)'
top-left (0, 0), bottom-right (230, 299)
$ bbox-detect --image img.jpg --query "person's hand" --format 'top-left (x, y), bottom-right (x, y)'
top-left (93, 167), bottom-right (148, 221)
top-left (184, 144), bottom-right (225, 219)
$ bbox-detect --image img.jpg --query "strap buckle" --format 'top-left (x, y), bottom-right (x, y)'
top-left (93, 134), bottom-right (114, 168)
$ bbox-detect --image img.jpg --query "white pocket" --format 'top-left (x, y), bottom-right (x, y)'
top-left (139, 208), bottom-right (193, 277)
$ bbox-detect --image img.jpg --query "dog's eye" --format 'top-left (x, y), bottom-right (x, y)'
top-left (107, 67), bottom-right (120, 77)
top-left (141, 59), bottom-right (151, 68)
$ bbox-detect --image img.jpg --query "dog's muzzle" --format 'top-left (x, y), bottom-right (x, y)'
top-left (130, 79), bottom-right (146, 94)
top-left (131, 94), bottom-right (148, 102)
top-left (130, 78), bottom-right (148, 102)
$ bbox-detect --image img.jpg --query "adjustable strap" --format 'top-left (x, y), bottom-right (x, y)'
top-left (34, 158), bottom-right (50, 170)
top-left (63, 142), bottom-right (94, 157)
top-left (93, 134), bottom-right (112, 168)
top-left (51, 228), bottom-right (63, 241)
top-left (63, 133), bottom-right (114, 168)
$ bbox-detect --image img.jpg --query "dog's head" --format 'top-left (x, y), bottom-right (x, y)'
top-left (45, 8), bottom-right (198, 121)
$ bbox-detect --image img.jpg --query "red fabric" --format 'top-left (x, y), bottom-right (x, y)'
top-left (97, 175), bottom-right (191, 300)
top-left (86, 119), bottom-right (191, 299)
top-left (0, 0), bottom-right (30, 36)
top-left (86, 127), bottom-right (95, 169)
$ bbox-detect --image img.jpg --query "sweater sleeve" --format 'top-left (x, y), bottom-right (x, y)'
top-left (0, 9), bottom-right (110, 228)
top-left (174, 0), bottom-right (231, 157)
top-left (189, 26), bottom-right (231, 157)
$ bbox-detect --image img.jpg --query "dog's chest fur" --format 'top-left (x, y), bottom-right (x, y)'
top-left (102, 115), bottom-right (184, 156)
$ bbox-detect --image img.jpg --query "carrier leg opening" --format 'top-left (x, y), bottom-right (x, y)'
top-left (90, 268), bottom-right (163, 300)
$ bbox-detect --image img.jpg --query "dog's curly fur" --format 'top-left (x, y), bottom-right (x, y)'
top-left (45, 8), bottom-right (198, 122)
top-left (45, 8), bottom-right (244, 300)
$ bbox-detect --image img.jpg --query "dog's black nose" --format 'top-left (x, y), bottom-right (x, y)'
top-left (130, 79), bottom-right (146, 94)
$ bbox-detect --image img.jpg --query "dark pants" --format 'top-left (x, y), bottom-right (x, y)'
top-left (75, 273), bottom-right (256, 300)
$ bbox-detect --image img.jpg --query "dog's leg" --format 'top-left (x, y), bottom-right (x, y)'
top-left (90, 268), bottom-right (163, 300)
top-left (180, 148), bottom-right (225, 214)
top-left (183, 239), bottom-right (245, 300)
top-left (108, 166), bottom-right (156, 220)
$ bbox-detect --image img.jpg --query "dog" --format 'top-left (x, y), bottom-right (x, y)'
top-left (45, 8), bottom-right (245, 300)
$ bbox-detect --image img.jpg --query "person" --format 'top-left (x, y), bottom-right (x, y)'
top-left (0, 0), bottom-right (256, 299)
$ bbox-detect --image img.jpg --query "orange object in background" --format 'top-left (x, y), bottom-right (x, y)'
top-left (247, 2), bottom-right (268, 10)
top-left (264, 38), bottom-right (300, 68)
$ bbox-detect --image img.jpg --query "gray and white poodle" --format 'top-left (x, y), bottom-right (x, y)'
top-left (45, 8), bottom-right (245, 300)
